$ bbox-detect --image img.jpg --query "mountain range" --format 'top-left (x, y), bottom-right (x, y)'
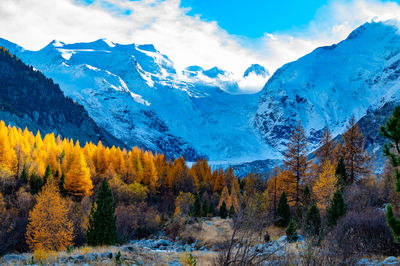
top-left (1, 20), bottom-right (400, 174)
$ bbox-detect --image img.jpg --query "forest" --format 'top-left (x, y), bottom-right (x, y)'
top-left (0, 107), bottom-right (400, 264)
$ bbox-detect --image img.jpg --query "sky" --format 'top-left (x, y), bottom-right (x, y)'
top-left (1, 0), bottom-right (400, 81)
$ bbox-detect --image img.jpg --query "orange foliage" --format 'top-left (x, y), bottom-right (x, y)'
top-left (25, 180), bottom-right (74, 251)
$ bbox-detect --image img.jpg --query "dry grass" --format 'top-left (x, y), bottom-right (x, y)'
top-left (179, 217), bottom-right (233, 249)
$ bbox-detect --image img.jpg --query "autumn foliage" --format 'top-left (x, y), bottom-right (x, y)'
top-left (25, 180), bottom-right (73, 251)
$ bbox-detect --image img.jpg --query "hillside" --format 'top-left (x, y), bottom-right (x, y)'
top-left (0, 47), bottom-right (125, 148)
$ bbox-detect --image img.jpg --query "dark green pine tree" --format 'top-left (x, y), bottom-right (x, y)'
top-left (380, 106), bottom-right (400, 242)
top-left (29, 171), bottom-right (43, 194)
top-left (87, 179), bottom-right (117, 246)
top-left (191, 193), bottom-right (202, 217)
top-left (335, 158), bottom-right (348, 191)
top-left (326, 190), bottom-right (347, 227)
top-left (219, 201), bottom-right (228, 219)
top-left (228, 205), bottom-right (235, 218)
top-left (303, 203), bottom-right (321, 237)
top-left (275, 192), bottom-right (291, 227)
top-left (201, 200), bottom-right (208, 217)
top-left (286, 218), bottom-right (298, 242)
top-left (21, 164), bottom-right (29, 184)
top-left (59, 172), bottom-right (66, 196)
top-left (43, 165), bottom-right (52, 185)
top-left (208, 202), bottom-right (215, 217)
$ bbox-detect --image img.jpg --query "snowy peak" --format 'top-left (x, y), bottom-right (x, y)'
top-left (254, 20), bottom-right (400, 153)
top-left (243, 64), bottom-right (269, 78)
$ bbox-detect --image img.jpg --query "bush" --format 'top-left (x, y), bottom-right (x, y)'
top-left (116, 202), bottom-right (160, 242)
top-left (324, 208), bottom-right (400, 260)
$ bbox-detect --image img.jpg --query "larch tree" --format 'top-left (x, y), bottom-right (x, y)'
top-left (339, 116), bottom-right (371, 184)
top-left (316, 128), bottom-right (334, 166)
top-left (64, 142), bottom-right (93, 196)
top-left (25, 180), bottom-right (73, 251)
top-left (284, 122), bottom-right (309, 205)
top-left (312, 160), bottom-right (337, 211)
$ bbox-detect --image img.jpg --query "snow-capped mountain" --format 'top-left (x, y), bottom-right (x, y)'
top-left (0, 37), bottom-right (275, 162)
top-left (254, 20), bottom-right (400, 158)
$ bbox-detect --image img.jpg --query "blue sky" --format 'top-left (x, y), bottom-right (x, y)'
top-left (2, 0), bottom-right (400, 77)
top-left (181, 0), bottom-right (332, 37)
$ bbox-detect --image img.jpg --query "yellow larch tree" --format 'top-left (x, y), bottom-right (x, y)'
top-left (25, 180), bottom-right (74, 251)
top-left (312, 160), bottom-right (337, 211)
top-left (63, 141), bottom-right (93, 196)
top-left (0, 121), bottom-right (17, 174)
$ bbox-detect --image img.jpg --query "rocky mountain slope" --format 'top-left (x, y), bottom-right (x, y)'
top-left (0, 47), bottom-right (125, 148)
top-left (253, 21), bottom-right (400, 170)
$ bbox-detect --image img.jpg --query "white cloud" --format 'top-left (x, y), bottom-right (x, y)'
top-left (1, 0), bottom-right (400, 91)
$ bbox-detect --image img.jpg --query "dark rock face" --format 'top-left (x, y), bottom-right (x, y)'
top-left (0, 48), bottom-right (125, 148)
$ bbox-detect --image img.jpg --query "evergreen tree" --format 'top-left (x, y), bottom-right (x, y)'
top-left (21, 163), bottom-right (28, 184)
top-left (219, 201), bottom-right (228, 219)
top-left (286, 218), bottom-right (298, 242)
top-left (87, 179), bottom-right (117, 246)
top-left (228, 205), bottom-right (235, 218)
top-left (191, 193), bottom-right (201, 217)
top-left (380, 106), bottom-right (400, 242)
top-left (303, 204), bottom-right (321, 237)
top-left (335, 158), bottom-right (348, 191)
top-left (59, 172), bottom-right (66, 196)
top-left (29, 171), bottom-right (43, 194)
top-left (43, 165), bottom-right (52, 185)
top-left (201, 200), bottom-right (208, 217)
top-left (208, 202), bottom-right (215, 217)
top-left (275, 192), bottom-right (291, 227)
top-left (326, 190), bottom-right (347, 227)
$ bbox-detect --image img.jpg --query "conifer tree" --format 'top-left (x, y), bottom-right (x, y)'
top-left (316, 128), bottom-right (333, 165)
top-left (286, 218), bottom-right (298, 242)
top-left (87, 179), bottom-right (117, 246)
top-left (43, 165), bottom-right (52, 185)
top-left (59, 172), bottom-right (66, 196)
top-left (219, 201), bottom-right (228, 219)
top-left (275, 192), bottom-right (291, 227)
top-left (191, 193), bottom-right (201, 217)
top-left (313, 160), bottom-right (337, 210)
top-left (284, 122), bottom-right (309, 204)
top-left (303, 204), bottom-right (321, 237)
top-left (335, 158), bottom-right (348, 191)
top-left (25, 180), bottom-right (73, 251)
top-left (339, 116), bottom-right (371, 184)
top-left (201, 200), bottom-right (208, 217)
top-left (208, 202), bottom-right (215, 217)
top-left (21, 163), bottom-right (28, 184)
top-left (29, 171), bottom-right (43, 194)
top-left (326, 190), bottom-right (347, 227)
top-left (380, 106), bottom-right (400, 242)
top-left (228, 205), bottom-right (235, 218)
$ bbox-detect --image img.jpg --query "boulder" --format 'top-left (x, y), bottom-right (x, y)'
top-left (121, 245), bottom-right (136, 253)
top-left (357, 258), bottom-right (370, 265)
top-left (382, 256), bottom-right (400, 265)
top-left (100, 251), bottom-right (113, 259)
top-left (3, 254), bottom-right (26, 264)
top-left (84, 252), bottom-right (99, 261)
top-left (69, 254), bottom-right (84, 263)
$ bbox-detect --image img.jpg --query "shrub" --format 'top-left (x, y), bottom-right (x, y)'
top-left (324, 208), bottom-right (400, 260)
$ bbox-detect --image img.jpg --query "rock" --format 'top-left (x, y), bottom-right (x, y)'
top-left (154, 239), bottom-right (170, 248)
top-left (382, 256), bottom-right (400, 265)
top-left (168, 259), bottom-right (182, 266)
top-left (357, 258), bottom-right (371, 265)
top-left (84, 252), bottom-right (99, 261)
top-left (69, 254), bottom-right (84, 263)
top-left (121, 245), bottom-right (136, 253)
top-left (3, 254), bottom-right (26, 264)
top-left (100, 251), bottom-right (113, 259)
